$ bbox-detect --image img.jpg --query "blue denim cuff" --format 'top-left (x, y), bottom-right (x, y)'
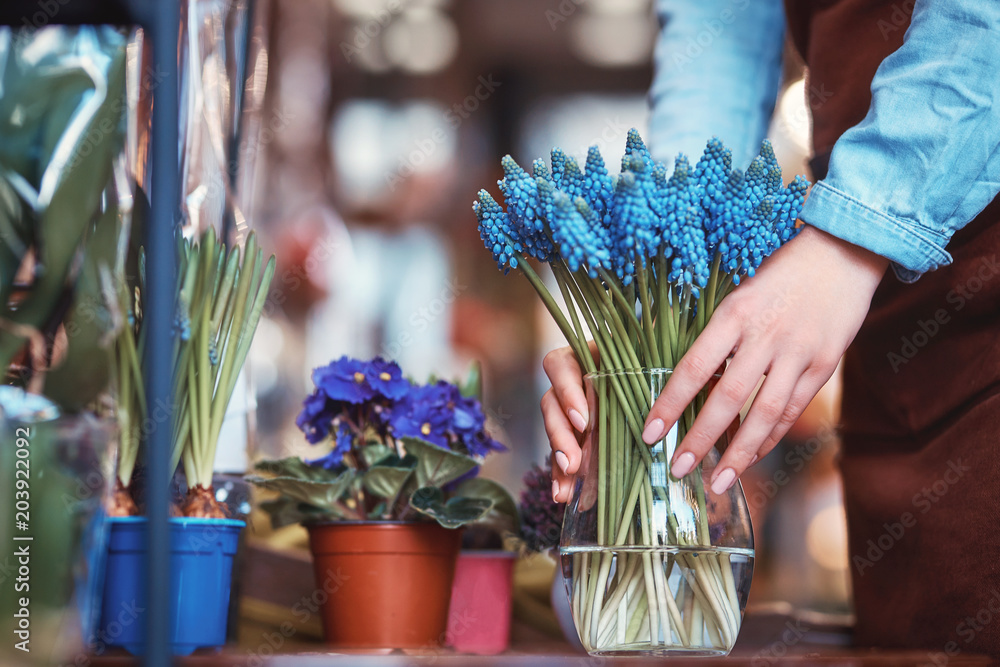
top-left (799, 181), bottom-right (954, 283)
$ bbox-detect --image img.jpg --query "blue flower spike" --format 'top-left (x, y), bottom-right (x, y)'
top-left (472, 130), bottom-right (809, 286)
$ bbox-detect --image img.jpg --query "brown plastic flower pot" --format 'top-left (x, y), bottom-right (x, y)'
top-left (306, 521), bottom-right (462, 649)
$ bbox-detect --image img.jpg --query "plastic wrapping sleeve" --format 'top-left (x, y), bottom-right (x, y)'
top-left (0, 26), bottom-right (130, 405)
top-left (178, 0), bottom-right (269, 243)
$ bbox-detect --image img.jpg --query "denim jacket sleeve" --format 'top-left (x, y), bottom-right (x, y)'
top-left (648, 0), bottom-right (785, 168)
top-left (797, 0), bottom-right (1000, 282)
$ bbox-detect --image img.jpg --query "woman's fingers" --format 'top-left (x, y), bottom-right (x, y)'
top-left (668, 346), bottom-right (771, 479)
top-left (709, 360), bottom-right (805, 493)
top-left (541, 388), bottom-right (581, 502)
top-left (761, 364), bottom-right (838, 453)
top-left (542, 346), bottom-right (590, 432)
top-left (642, 313), bottom-right (740, 445)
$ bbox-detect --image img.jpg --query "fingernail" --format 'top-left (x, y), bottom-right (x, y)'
top-left (568, 409), bottom-right (587, 432)
top-left (750, 455), bottom-right (759, 465)
top-left (711, 468), bottom-right (736, 495)
top-left (642, 418), bottom-right (665, 444)
top-left (555, 450), bottom-right (570, 474)
top-left (552, 480), bottom-right (560, 501)
top-left (671, 452), bottom-right (696, 479)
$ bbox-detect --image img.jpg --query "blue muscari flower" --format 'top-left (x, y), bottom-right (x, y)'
top-left (773, 174), bottom-right (808, 243)
top-left (759, 138), bottom-right (779, 172)
top-left (474, 190), bottom-right (519, 273)
top-left (652, 154), bottom-right (693, 257)
top-left (548, 190), bottom-right (609, 277)
top-left (208, 339), bottom-right (219, 365)
top-left (609, 172), bottom-right (640, 284)
top-left (307, 422), bottom-right (354, 469)
top-left (554, 150), bottom-right (585, 200)
top-left (622, 127), bottom-right (652, 172)
top-left (366, 357), bottom-right (411, 399)
top-left (651, 161), bottom-right (668, 189)
top-left (551, 146), bottom-right (567, 185)
top-left (743, 140), bottom-right (781, 207)
top-left (172, 311), bottom-right (191, 341)
top-left (499, 155), bottom-right (555, 262)
top-left (474, 130), bottom-right (809, 288)
top-left (582, 145), bottom-right (615, 221)
top-left (668, 208), bottom-right (711, 288)
top-left (532, 158), bottom-right (550, 181)
top-left (312, 356), bottom-right (377, 404)
top-left (693, 138), bottom-right (733, 237)
top-left (615, 154), bottom-right (661, 265)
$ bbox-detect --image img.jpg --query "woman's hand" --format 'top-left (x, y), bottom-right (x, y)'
top-left (642, 225), bottom-right (888, 494)
top-left (541, 341), bottom-right (597, 502)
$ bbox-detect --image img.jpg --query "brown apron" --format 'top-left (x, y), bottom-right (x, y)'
top-left (785, 0), bottom-right (1000, 655)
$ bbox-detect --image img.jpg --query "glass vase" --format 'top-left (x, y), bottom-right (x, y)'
top-left (560, 369), bottom-right (754, 657)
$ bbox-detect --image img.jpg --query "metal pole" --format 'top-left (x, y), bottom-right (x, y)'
top-left (144, 0), bottom-right (180, 664)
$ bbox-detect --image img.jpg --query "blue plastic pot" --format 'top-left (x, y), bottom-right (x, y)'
top-left (98, 516), bottom-right (244, 655)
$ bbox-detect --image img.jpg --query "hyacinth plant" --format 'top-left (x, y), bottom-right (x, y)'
top-left (247, 357), bottom-right (518, 531)
top-left (474, 130), bottom-right (807, 651)
top-left (109, 229), bottom-right (275, 518)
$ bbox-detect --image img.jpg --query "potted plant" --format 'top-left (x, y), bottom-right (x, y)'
top-left (445, 523), bottom-right (519, 655)
top-left (248, 356), bottom-right (516, 650)
top-left (100, 229), bottom-right (275, 655)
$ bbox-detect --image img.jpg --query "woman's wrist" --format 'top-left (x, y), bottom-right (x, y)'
top-left (797, 223), bottom-right (890, 290)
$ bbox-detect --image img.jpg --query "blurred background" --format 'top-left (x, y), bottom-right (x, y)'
top-left (242, 0), bottom-right (850, 619)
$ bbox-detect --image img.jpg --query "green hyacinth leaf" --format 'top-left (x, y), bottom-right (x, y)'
top-left (401, 437), bottom-right (479, 489)
top-left (44, 185), bottom-right (122, 410)
top-left (409, 486), bottom-right (493, 529)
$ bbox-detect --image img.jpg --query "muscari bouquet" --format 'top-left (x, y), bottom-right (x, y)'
top-left (474, 130), bottom-right (807, 653)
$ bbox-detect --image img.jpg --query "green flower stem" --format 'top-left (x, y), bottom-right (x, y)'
top-left (598, 269), bottom-right (646, 357)
top-left (554, 269), bottom-right (590, 363)
top-left (604, 385), bottom-right (616, 542)
top-left (597, 377), bottom-right (608, 546)
top-left (634, 262), bottom-right (662, 369)
top-left (516, 258), bottom-right (594, 374)
top-left (556, 269), bottom-right (646, 444)
top-left (656, 258), bottom-right (676, 369)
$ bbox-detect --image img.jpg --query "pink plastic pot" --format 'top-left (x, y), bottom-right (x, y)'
top-left (446, 551), bottom-right (516, 655)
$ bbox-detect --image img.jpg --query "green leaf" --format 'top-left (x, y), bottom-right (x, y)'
top-left (460, 361), bottom-right (483, 399)
top-left (245, 468), bottom-right (354, 513)
top-left (362, 454), bottom-right (417, 499)
top-left (402, 437), bottom-right (479, 488)
top-left (44, 192), bottom-right (120, 410)
top-left (360, 442), bottom-right (393, 467)
top-left (409, 486), bottom-right (493, 529)
top-left (454, 477), bottom-right (520, 528)
top-left (253, 457), bottom-right (340, 482)
top-left (258, 497), bottom-right (341, 528)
